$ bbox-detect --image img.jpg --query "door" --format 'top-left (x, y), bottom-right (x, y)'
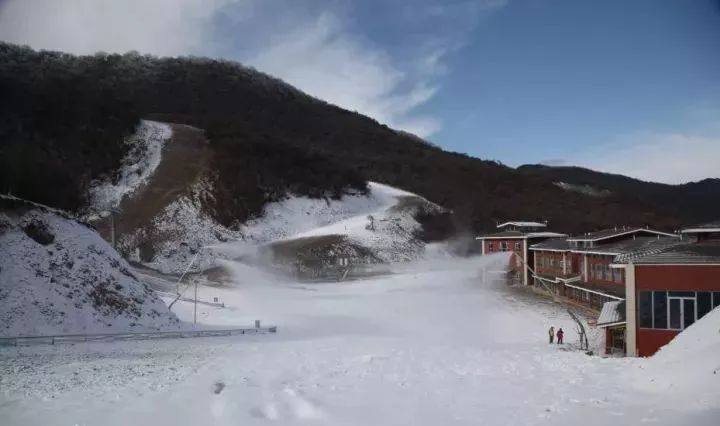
top-left (668, 297), bottom-right (696, 330)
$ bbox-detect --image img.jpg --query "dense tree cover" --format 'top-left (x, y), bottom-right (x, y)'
top-left (1, 42), bottom-right (715, 234)
top-left (518, 165), bottom-right (720, 228)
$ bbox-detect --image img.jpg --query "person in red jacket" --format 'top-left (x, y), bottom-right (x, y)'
top-left (556, 328), bottom-right (564, 344)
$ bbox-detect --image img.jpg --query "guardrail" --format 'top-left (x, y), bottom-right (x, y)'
top-left (154, 290), bottom-right (226, 308)
top-left (0, 325), bottom-right (277, 347)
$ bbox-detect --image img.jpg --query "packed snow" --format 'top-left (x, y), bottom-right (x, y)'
top-left (134, 181), bottom-right (444, 274)
top-left (0, 204), bottom-right (178, 336)
top-left (87, 120), bottom-right (172, 213)
top-left (1, 253), bottom-right (717, 425)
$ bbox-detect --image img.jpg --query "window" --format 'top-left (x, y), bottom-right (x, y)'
top-left (488, 242), bottom-right (494, 252)
top-left (515, 242), bottom-right (521, 250)
top-left (653, 291), bottom-right (667, 329)
top-left (639, 292), bottom-right (653, 328)
top-left (713, 292), bottom-right (720, 309)
top-left (500, 241), bottom-right (508, 252)
top-left (640, 290), bottom-right (714, 330)
top-left (697, 292), bottom-right (712, 319)
top-left (613, 268), bottom-right (622, 283)
top-left (669, 298), bottom-right (682, 329)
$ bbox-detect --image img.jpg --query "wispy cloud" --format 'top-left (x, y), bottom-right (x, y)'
top-left (577, 131), bottom-right (720, 184)
top-left (0, 0), bottom-right (501, 138)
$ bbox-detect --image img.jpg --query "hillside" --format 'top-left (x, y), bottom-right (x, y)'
top-left (1, 42), bottom-right (717, 238)
top-left (518, 165), bottom-right (720, 226)
top-left (0, 196), bottom-right (179, 336)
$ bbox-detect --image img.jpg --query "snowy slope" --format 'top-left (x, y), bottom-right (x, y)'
top-left (130, 182), bottom-right (445, 275)
top-left (121, 176), bottom-right (240, 275)
top-left (0, 199), bottom-right (178, 336)
top-left (2, 254), bottom-right (718, 425)
top-left (631, 306), bottom-right (720, 399)
top-left (87, 120), bottom-right (172, 214)
top-left (246, 182), bottom-right (446, 264)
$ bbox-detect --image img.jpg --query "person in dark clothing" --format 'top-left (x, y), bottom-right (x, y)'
top-left (556, 328), bottom-right (564, 344)
top-left (548, 326), bottom-right (555, 344)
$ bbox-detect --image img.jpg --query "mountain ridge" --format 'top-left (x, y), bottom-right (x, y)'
top-left (1, 42), bottom-right (717, 238)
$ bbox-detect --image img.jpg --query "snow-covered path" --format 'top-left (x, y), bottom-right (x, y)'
top-left (1, 254), bottom-right (717, 425)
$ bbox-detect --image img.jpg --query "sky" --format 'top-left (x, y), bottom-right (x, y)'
top-left (1, 0), bottom-right (719, 184)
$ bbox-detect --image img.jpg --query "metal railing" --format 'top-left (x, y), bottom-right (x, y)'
top-left (0, 325), bottom-right (277, 347)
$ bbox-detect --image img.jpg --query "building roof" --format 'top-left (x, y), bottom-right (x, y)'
top-left (476, 231), bottom-right (567, 240)
top-left (628, 241), bottom-right (720, 265)
top-left (475, 230), bottom-right (526, 240)
top-left (564, 280), bottom-right (626, 299)
top-left (497, 221), bottom-right (547, 229)
top-left (529, 238), bottom-right (572, 252)
top-left (572, 236), bottom-right (682, 257)
top-left (597, 301), bottom-right (626, 327)
top-left (682, 220), bottom-right (720, 234)
top-left (567, 227), bottom-right (676, 242)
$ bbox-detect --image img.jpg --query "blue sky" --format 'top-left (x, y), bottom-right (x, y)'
top-left (1, 0), bottom-right (719, 183)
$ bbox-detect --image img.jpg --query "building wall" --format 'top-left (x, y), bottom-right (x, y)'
top-left (634, 264), bottom-right (720, 356)
top-left (484, 239), bottom-right (525, 269)
top-left (585, 254), bottom-right (624, 286)
top-left (636, 329), bottom-right (680, 357)
top-left (534, 251), bottom-right (566, 277)
top-left (635, 265), bottom-right (720, 291)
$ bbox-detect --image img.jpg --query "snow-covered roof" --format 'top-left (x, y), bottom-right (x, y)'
top-left (597, 301), bottom-right (626, 327)
top-left (496, 221), bottom-right (547, 229)
top-left (567, 227), bottom-right (677, 242)
top-left (681, 220), bottom-right (720, 234)
top-left (526, 232), bottom-right (567, 238)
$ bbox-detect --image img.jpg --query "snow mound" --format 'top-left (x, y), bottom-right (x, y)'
top-left (0, 201), bottom-right (178, 337)
top-left (634, 306), bottom-right (720, 396)
top-left (121, 176), bottom-right (240, 275)
top-left (247, 182), bottom-right (445, 263)
top-left (88, 120), bottom-right (172, 213)
top-left (242, 183), bottom-right (416, 243)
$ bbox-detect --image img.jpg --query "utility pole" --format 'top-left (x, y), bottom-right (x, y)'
top-left (193, 278), bottom-right (198, 327)
top-left (110, 210), bottom-right (116, 249)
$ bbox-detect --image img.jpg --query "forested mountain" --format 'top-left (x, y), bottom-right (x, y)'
top-left (518, 165), bottom-right (720, 228)
top-left (1, 42), bottom-right (717, 235)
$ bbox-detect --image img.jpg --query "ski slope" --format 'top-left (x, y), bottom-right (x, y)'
top-left (1, 253), bottom-right (717, 425)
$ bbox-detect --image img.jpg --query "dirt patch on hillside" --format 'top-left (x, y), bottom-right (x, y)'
top-left (93, 123), bottom-right (210, 246)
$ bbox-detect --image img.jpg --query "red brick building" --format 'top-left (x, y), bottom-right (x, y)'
top-left (613, 222), bottom-right (720, 356)
top-left (530, 227), bottom-right (678, 310)
top-left (476, 221), bottom-right (566, 285)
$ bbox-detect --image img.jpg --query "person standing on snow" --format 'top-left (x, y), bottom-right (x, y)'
top-left (556, 328), bottom-right (564, 344)
top-left (548, 326), bottom-right (555, 344)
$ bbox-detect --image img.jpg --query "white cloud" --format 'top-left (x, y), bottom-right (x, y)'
top-left (578, 133), bottom-right (720, 184)
top-left (247, 15), bottom-right (444, 136)
top-left (0, 0), bottom-right (485, 138)
top-left (0, 0), bottom-right (235, 56)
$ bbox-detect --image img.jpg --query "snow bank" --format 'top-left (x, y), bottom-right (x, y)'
top-left (88, 120), bottom-right (172, 213)
top-left (0, 205), bottom-right (178, 336)
top-left (633, 306), bottom-right (720, 397)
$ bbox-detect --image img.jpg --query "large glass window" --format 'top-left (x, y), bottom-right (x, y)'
top-left (669, 298), bottom-right (682, 329)
top-left (653, 291), bottom-right (667, 329)
top-left (639, 292), bottom-right (653, 328)
top-left (683, 299), bottom-right (695, 328)
top-left (697, 292), bottom-right (712, 319)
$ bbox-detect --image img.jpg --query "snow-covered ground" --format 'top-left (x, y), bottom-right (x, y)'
top-left (1, 253), bottom-right (717, 425)
top-left (87, 120), bottom-right (172, 214)
top-left (140, 181), bottom-right (444, 274)
top-left (0, 202), bottom-right (178, 336)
